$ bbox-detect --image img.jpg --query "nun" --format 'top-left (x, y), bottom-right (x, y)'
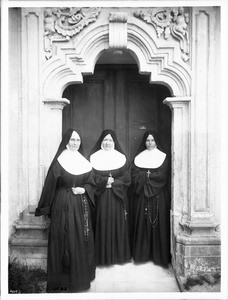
top-left (35, 129), bottom-right (96, 293)
top-left (89, 129), bottom-right (131, 266)
top-left (131, 130), bottom-right (171, 267)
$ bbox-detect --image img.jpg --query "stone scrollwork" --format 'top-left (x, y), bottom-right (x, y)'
top-left (171, 7), bottom-right (190, 61)
top-left (44, 7), bottom-right (101, 59)
top-left (134, 8), bottom-right (173, 38)
top-left (53, 7), bottom-right (101, 37)
top-left (134, 7), bottom-right (190, 61)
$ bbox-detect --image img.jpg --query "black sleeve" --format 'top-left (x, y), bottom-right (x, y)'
top-left (35, 163), bottom-right (61, 217)
top-left (83, 169), bottom-right (97, 207)
top-left (132, 157), bottom-right (169, 198)
top-left (111, 162), bottom-right (131, 200)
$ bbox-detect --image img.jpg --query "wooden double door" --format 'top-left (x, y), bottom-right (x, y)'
top-left (62, 65), bottom-right (171, 161)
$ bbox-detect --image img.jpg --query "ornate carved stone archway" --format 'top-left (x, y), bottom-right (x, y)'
top-left (42, 8), bottom-right (191, 99)
top-left (39, 7), bottom-right (192, 273)
top-left (12, 6), bottom-right (220, 278)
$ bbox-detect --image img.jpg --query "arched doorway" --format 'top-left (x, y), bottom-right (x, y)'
top-left (39, 10), bottom-right (192, 276)
top-left (62, 58), bottom-right (173, 271)
top-left (62, 63), bottom-right (172, 161)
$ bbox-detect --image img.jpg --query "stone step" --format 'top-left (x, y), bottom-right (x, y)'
top-left (9, 207), bottom-right (49, 269)
top-left (10, 237), bottom-right (48, 247)
top-left (9, 236), bottom-right (48, 269)
top-left (13, 223), bottom-right (49, 239)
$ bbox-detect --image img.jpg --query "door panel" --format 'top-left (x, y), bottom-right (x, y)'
top-left (127, 79), bottom-right (159, 159)
top-left (62, 65), bottom-right (171, 160)
top-left (63, 77), bottom-right (106, 155)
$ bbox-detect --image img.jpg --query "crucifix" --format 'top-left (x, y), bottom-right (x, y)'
top-left (124, 210), bottom-right (128, 220)
top-left (106, 173), bottom-right (113, 188)
top-left (147, 170), bottom-right (151, 178)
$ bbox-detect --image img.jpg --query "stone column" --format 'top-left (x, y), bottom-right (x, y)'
top-left (20, 8), bottom-right (71, 209)
top-left (163, 97), bottom-right (191, 268)
top-left (170, 7), bottom-right (221, 277)
top-left (20, 8), bottom-right (43, 210)
top-left (20, 8), bottom-right (71, 213)
top-left (40, 98), bottom-right (70, 188)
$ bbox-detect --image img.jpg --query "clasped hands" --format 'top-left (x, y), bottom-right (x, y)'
top-left (106, 176), bottom-right (114, 188)
top-left (71, 187), bottom-right (85, 195)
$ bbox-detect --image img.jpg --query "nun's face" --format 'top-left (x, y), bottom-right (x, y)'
top-left (145, 134), bottom-right (156, 150)
top-left (67, 131), bottom-right (81, 151)
top-left (101, 134), bottom-right (115, 151)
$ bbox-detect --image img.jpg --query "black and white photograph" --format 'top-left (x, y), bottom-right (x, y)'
top-left (1, 0), bottom-right (228, 299)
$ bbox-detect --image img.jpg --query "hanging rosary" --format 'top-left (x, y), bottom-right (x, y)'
top-left (145, 196), bottom-right (159, 228)
top-left (81, 194), bottom-right (89, 242)
top-left (144, 169), bottom-right (159, 228)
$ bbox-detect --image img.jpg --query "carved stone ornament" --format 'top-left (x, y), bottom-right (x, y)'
top-left (134, 7), bottom-right (190, 61)
top-left (109, 12), bottom-right (128, 23)
top-left (44, 7), bottom-right (101, 59)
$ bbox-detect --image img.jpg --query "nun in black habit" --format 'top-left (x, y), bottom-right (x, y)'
top-left (89, 129), bottom-right (131, 266)
top-left (35, 129), bottom-right (96, 293)
top-left (130, 130), bottom-right (171, 267)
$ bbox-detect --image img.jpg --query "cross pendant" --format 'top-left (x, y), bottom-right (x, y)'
top-left (147, 170), bottom-right (151, 178)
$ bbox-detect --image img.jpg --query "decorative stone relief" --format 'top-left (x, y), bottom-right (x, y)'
top-left (109, 12), bottom-right (128, 23)
top-left (134, 7), bottom-right (190, 61)
top-left (43, 7), bottom-right (101, 59)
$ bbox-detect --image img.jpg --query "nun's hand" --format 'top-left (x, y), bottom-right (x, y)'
top-left (71, 187), bottom-right (85, 195)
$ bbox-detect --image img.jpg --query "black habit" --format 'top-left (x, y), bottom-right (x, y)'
top-left (35, 129), bottom-right (96, 293)
top-left (130, 130), bottom-right (171, 267)
top-left (89, 129), bottom-right (131, 266)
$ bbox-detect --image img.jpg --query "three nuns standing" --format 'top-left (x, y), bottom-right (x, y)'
top-left (35, 128), bottom-right (170, 293)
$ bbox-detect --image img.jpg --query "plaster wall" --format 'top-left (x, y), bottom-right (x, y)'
top-left (8, 8), bottom-right (23, 235)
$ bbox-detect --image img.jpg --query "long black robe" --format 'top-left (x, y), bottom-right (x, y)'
top-left (35, 161), bottom-right (96, 293)
top-left (93, 162), bottom-right (131, 266)
top-left (131, 156), bottom-right (171, 267)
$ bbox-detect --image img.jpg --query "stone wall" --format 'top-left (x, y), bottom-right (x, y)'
top-left (8, 8), bottom-right (23, 236)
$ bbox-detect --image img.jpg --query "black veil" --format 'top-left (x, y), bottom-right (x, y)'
top-left (134, 130), bottom-right (165, 158)
top-left (47, 128), bottom-right (84, 175)
top-left (89, 129), bottom-right (126, 157)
